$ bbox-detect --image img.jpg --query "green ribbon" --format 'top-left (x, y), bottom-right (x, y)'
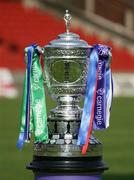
top-left (17, 45), bottom-right (48, 149)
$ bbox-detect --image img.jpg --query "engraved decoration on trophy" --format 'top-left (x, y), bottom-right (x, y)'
top-left (44, 10), bottom-right (90, 147)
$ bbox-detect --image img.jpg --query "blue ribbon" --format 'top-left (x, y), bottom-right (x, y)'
top-left (24, 46), bottom-right (33, 141)
top-left (17, 132), bottom-right (25, 149)
top-left (92, 45), bottom-right (110, 130)
top-left (77, 46), bottom-right (99, 146)
top-left (77, 44), bottom-right (113, 154)
top-left (105, 68), bottom-right (113, 127)
top-left (17, 45), bottom-right (36, 148)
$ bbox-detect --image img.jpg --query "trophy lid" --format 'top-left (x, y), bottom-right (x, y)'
top-left (45, 10), bottom-right (90, 48)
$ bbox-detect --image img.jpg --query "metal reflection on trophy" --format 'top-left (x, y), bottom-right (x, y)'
top-left (43, 10), bottom-right (90, 148)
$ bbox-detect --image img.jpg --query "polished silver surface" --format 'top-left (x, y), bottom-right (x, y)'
top-left (34, 137), bottom-right (102, 157)
top-left (43, 11), bottom-right (92, 146)
top-left (45, 33), bottom-right (90, 48)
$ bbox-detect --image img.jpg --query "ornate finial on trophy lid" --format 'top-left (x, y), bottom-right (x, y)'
top-left (45, 10), bottom-right (90, 48)
top-left (64, 10), bottom-right (72, 33)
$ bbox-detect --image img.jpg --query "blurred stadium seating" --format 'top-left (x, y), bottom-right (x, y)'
top-left (0, 1), bottom-right (134, 72)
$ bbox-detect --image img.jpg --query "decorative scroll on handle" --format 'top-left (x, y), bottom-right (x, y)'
top-left (64, 10), bottom-right (72, 33)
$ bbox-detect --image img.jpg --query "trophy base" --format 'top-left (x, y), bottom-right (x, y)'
top-left (27, 110), bottom-right (108, 179)
top-left (27, 139), bottom-right (108, 179)
top-left (33, 138), bottom-right (102, 157)
top-left (27, 155), bottom-right (108, 174)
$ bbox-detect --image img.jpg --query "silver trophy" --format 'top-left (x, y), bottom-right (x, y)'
top-left (44, 10), bottom-right (89, 146)
top-left (27, 11), bottom-right (108, 180)
top-left (33, 10), bottom-right (103, 159)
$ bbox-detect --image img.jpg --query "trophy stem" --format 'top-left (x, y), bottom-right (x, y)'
top-left (47, 95), bottom-right (82, 141)
top-left (49, 95), bottom-right (82, 121)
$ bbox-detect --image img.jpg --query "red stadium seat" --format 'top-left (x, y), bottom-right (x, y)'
top-left (0, 2), bottom-right (134, 71)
